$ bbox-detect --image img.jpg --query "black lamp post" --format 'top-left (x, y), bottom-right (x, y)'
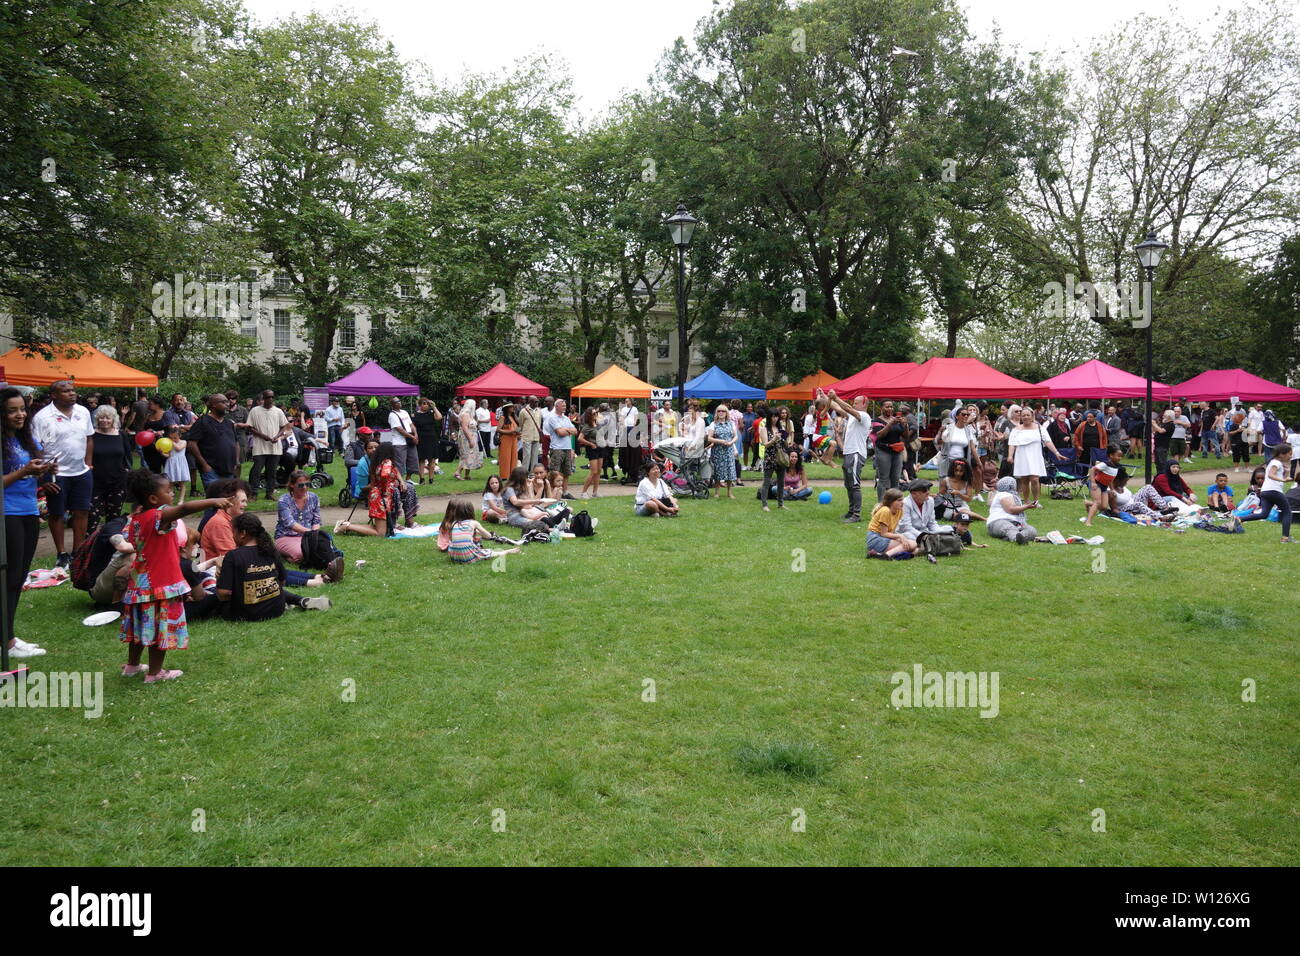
top-left (1135, 230), bottom-right (1168, 485)
top-left (664, 202), bottom-right (699, 413)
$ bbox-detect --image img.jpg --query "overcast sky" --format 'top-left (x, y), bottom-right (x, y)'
top-left (244, 0), bottom-right (1246, 113)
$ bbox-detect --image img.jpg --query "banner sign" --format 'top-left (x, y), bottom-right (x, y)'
top-left (650, 388), bottom-right (675, 402)
top-left (303, 387), bottom-right (329, 412)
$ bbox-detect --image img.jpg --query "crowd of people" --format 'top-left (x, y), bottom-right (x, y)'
top-left (5, 379), bottom-right (1296, 671)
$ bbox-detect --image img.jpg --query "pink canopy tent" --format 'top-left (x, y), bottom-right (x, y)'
top-left (831, 362), bottom-right (919, 400)
top-left (852, 357), bottom-right (1048, 399)
top-left (1038, 359), bottom-right (1174, 401)
top-left (325, 360), bottom-right (419, 396)
top-left (1171, 368), bottom-right (1300, 403)
top-left (458, 363), bottom-right (549, 397)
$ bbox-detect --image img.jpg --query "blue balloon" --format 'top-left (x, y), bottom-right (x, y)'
top-left (818, 491), bottom-right (832, 504)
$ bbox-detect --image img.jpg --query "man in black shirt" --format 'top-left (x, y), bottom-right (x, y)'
top-left (188, 393), bottom-right (239, 489)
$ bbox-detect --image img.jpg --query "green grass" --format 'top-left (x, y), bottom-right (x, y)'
top-left (2, 477), bottom-right (1296, 865)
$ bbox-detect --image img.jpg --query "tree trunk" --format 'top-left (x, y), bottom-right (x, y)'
top-left (307, 310), bottom-right (339, 383)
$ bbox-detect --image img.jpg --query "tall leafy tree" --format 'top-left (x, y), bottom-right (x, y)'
top-left (232, 13), bottom-right (419, 382)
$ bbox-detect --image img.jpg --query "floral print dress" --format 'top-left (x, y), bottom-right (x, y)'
top-left (709, 419), bottom-right (737, 481)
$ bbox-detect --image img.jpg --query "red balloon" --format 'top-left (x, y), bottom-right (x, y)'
top-left (135, 430), bottom-right (156, 448)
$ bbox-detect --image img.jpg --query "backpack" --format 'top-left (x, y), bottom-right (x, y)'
top-left (570, 511), bottom-right (595, 537)
top-left (917, 531), bottom-right (964, 557)
top-left (298, 530), bottom-right (340, 570)
top-left (70, 525), bottom-right (105, 591)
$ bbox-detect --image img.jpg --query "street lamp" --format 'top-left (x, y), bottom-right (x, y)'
top-left (1135, 230), bottom-right (1168, 485)
top-left (664, 202), bottom-right (699, 414)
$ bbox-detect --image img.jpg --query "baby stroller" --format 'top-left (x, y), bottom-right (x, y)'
top-left (1044, 448), bottom-right (1090, 499)
top-left (657, 438), bottom-right (712, 499)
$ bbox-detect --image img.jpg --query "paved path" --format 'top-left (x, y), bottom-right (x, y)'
top-left (24, 460), bottom-right (1253, 562)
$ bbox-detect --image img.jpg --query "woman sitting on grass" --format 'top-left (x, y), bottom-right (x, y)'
top-left (1153, 460), bottom-right (1196, 507)
top-left (482, 474), bottom-right (508, 524)
top-left (439, 497), bottom-right (521, 563)
top-left (986, 476), bottom-right (1042, 545)
top-left (635, 462), bottom-right (679, 517)
top-left (867, 488), bottom-right (915, 559)
top-left (782, 452), bottom-right (813, 501)
top-left (335, 443), bottom-right (402, 537)
top-left (936, 458), bottom-right (985, 522)
top-left (217, 513), bottom-right (330, 619)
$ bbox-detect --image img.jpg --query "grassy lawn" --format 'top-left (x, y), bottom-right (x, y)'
top-left (3, 475), bottom-right (1296, 866)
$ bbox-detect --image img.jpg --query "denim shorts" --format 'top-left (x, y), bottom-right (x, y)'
top-left (867, 531), bottom-right (892, 553)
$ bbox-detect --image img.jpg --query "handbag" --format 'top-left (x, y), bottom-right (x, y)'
top-left (917, 531), bottom-right (964, 556)
top-left (774, 443), bottom-right (790, 469)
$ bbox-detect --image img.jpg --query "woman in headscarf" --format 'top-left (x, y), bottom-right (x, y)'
top-left (985, 476), bottom-right (1042, 545)
top-left (454, 399), bottom-right (482, 480)
top-left (1153, 460), bottom-right (1196, 507)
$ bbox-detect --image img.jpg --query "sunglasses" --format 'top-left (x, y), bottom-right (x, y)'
top-left (293, 482), bottom-right (309, 488)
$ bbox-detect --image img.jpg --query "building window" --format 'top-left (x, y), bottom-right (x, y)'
top-left (398, 281), bottom-right (415, 299)
top-left (373, 312), bottom-right (387, 338)
top-left (631, 342), bottom-right (642, 363)
top-left (274, 271), bottom-right (293, 293)
top-left (274, 309), bottom-right (290, 350)
top-left (240, 313), bottom-right (258, 339)
top-left (657, 336), bottom-right (671, 360)
top-left (339, 313), bottom-right (356, 351)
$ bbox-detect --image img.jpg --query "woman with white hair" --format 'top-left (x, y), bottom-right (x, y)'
top-left (454, 399), bottom-right (483, 480)
top-left (986, 476), bottom-right (1042, 545)
top-left (707, 403), bottom-right (738, 498)
top-left (86, 403), bottom-right (131, 525)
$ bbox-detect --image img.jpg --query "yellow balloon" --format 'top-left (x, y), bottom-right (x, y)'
top-left (155, 436), bottom-right (174, 455)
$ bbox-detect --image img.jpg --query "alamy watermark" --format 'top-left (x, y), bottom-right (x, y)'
top-left (889, 663), bottom-right (999, 718)
top-left (151, 273), bottom-right (262, 319)
top-left (0, 670), bottom-right (103, 718)
top-left (1041, 275), bottom-right (1151, 328)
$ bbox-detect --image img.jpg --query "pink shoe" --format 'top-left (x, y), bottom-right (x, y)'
top-left (144, 668), bottom-right (184, 684)
top-left (121, 664), bottom-right (146, 677)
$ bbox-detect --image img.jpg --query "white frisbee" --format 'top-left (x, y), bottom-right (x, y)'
top-left (82, 611), bottom-right (121, 627)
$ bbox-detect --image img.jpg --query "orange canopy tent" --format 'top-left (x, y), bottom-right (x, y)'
top-left (0, 344), bottom-right (158, 388)
top-left (569, 365), bottom-right (654, 399)
top-left (766, 370), bottom-right (839, 402)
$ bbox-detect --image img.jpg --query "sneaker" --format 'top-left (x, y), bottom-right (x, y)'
top-left (867, 549), bottom-right (884, 559)
top-left (892, 552), bottom-right (914, 561)
top-left (301, 596), bottom-right (331, 611)
top-left (322, 556), bottom-right (344, 583)
top-left (121, 664), bottom-right (146, 677)
top-left (55, 552), bottom-right (71, 569)
top-left (1014, 531), bottom-right (1029, 545)
top-left (842, 515), bottom-right (861, 523)
top-left (144, 669), bottom-right (183, 684)
top-left (8, 642), bottom-right (45, 658)
top-left (12, 637), bottom-right (43, 653)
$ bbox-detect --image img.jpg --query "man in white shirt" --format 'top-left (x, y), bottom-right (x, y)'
top-left (1247, 403), bottom-right (1266, 455)
top-left (621, 398), bottom-right (640, 445)
top-left (32, 380), bottom-right (94, 565)
top-left (323, 397), bottom-right (345, 452)
top-left (475, 401), bottom-right (493, 462)
top-left (386, 396), bottom-right (419, 477)
top-left (827, 389), bottom-right (872, 523)
top-left (246, 390), bottom-right (291, 499)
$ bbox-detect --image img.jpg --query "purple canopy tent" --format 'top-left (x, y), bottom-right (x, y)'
top-left (325, 360), bottom-right (419, 397)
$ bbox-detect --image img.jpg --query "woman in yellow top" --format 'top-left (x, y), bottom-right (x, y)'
top-left (867, 488), bottom-right (916, 559)
top-left (660, 402), bottom-right (678, 439)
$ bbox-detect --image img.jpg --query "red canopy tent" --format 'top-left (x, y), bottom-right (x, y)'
top-left (1038, 359), bottom-right (1174, 401)
top-left (854, 357), bottom-right (1047, 400)
top-left (831, 362), bottom-right (918, 400)
top-left (458, 363), bottom-right (549, 398)
top-left (1171, 368), bottom-right (1300, 403)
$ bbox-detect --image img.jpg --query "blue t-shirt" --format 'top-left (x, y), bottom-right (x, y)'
top-left (1208, 483), bottom-right (1234, 497)
top-left (543, 412), bottom-right (573, 451)
top-left (3, 436), bottom-right (43, 516)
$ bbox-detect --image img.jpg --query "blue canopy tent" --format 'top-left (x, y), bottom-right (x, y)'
top-left (671, 365), bottom-right (765, 400)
